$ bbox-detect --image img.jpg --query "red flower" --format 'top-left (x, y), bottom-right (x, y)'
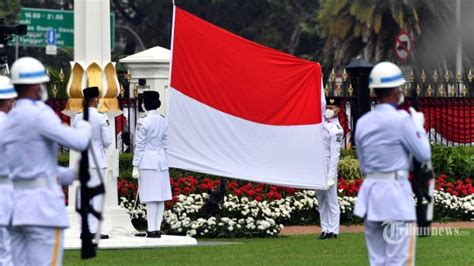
top-left (247, 189), bottom-right (255, 197)
top-left (177, 177), bottom-right (186, 184)
top-left (183, 187), bottom-right (191, 194)
top-left (213, 179), bottom-right (221, 185)
top-left (255, 195), bottom-right (263, 202)
top-left (234, 189), bottom-right (242, 196)
top-left (446, 187), bottom-right (453, 193)
top-left (255, 187), bottom-right (263, 193)
top-left (273, 192), bottom-right (282, 200)
top-left (229, 181), bottom-right (238, 189)
top-left (287, 188), bottom-right (296, 195)
top-left (199, 183), bottom-right (208, 190)
top-left (266, 191), bottom-right (274, 200)
top-left (452, 191), bottom-right (458, 197)
top-left (461, 189), bottom-right (468, 196)
top-left (465, 178), bottom-right (471, 184)
top-left (355, 179), bottom-right (363, 186)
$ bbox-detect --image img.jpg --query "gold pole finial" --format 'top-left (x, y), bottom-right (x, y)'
top-left (462, 84), bottom-right (468, 96)
top-left (59, 68), bottom-right (65, 82)
top-left (468, 69), bottom-right (473, 82)
top-left (329, 68), bottom-right (336, 82)
top-left (433, 70), bottom-right (439, 82)
top-left (120, 84), bottom-right (125, 98)
top-left (416, 84), bottom-right (421, 96)
top-left (444, 70), bottom-right (450, 82)
top-left (420, 69), bottom-right (427, 83)
top-left (342, 68), bottom-right (348, 81)
top-left (52, 84), bottom-right (58, 98)
top-left (427, 84), bottom-right (433, 97)
top-left (438, 84), bottom-right (445, 97)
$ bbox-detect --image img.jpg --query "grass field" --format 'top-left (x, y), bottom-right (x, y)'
top-left (64, 230), bottom-right (474, 266)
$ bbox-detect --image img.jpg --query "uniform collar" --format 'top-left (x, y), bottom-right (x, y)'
top-left (325, 117), bottom-right (339, 123)
top-left (147, 110), bottom-right (159, 115)
top-left (16, 98), bottom-right (39, 106)
top-left (375, 103), bottom-right (397, 111)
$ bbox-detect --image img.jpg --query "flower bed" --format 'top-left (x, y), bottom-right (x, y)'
top-left (118, 175), bottom-right (474, 238)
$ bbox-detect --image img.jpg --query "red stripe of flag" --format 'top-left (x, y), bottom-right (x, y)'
top-left (170, 7), bottom-right (322, 126)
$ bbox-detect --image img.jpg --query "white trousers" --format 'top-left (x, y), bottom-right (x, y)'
top-left (315, 184), bottom-right (340, 234)
top-left (0, 227), bottom-right (12, 266)
top-left (146, 201), bottom-right (165, 232)
top-left (10, 226), bottom-right (64, 266)
top-left (364, 221), bottom-right (416, 266)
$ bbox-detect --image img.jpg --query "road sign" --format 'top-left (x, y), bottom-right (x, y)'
top-left (45, 28), bottom-right (57, 55)
top-left (46, 44), bottom-right (57, 55)
top-left (46, 28), bottom-right (56, 45)
top-left (393, 31), bottom-right (412, 62)
top-left (13, 7), bottom-right (115, 48)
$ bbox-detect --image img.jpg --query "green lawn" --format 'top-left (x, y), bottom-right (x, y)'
top-left (64, 230), bottom-right (474, 266)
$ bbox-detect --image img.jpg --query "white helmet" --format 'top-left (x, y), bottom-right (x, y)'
top-left (0, 76), bottom-right (17, 99)
top-left (369, 62), bottom-right (406, 89)
top-left (10, 57), bottom-right (50, 85)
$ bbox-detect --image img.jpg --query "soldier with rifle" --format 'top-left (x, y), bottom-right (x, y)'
top-left (1, 57), bottom-right (92, 265)
top-left (353, 62), bottom-right (432, 266)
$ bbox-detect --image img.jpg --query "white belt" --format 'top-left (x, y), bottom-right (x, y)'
top-left (0, 175), bottom-right (11, 185)
top-left (365, 170), bottom-right (409, 180)
top-left (12, 178), bottom-right (49, 189)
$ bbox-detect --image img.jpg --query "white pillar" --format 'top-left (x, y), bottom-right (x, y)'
top-left (66, 0), bottom-right (133, 239)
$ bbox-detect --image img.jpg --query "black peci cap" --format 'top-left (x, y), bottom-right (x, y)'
top-left (143, 90), bottom-right (161, 110)
top-left (83, 86), bottom-right (99, 100)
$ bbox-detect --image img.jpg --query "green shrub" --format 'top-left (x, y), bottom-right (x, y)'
top-left (337, 156), bottom-right (362, 180)
top-left (431, 145), bottom-right (474, 178)
top-left (58, 153), bottom-right (69, 167)
top-left (60, 144), bottom-right (473, 184)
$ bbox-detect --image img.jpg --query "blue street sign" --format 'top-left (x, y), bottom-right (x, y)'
top-left (46, 29), bottom-right (56, 45)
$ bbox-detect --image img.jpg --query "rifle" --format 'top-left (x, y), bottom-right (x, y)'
top-left (411, 85), bottom-right (435, 236)
top-left (75, 100), bottom-right (106, 258)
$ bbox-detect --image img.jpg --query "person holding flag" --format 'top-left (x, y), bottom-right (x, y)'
top-left (1, 57), bottom-right (92, 265)
top-left (315, 98), bottom-right (343, 240)
top-left (354, 62), bottom-right (431, 265)
top-left (132, 90), bottom-right (172, 238)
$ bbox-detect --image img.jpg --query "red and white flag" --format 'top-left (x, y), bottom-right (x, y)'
top-left (168, 7), bottom-right (327, 189)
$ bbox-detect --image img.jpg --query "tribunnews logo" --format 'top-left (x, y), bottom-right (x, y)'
top-left (382, 221), bottom-right (469, 244)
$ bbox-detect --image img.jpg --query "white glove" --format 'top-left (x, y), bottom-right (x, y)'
top-left (409, 107), bottom-right (425, 131)
top-left (132, 166), bottom-right (140, 179)
top-left (327, 176), bottom-right (335, 187)
top-left (57, 166), bottom-right (75, 186)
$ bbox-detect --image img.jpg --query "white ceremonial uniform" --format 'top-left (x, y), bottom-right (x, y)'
top-left (0, 111), bottom-right (13, 266)
top-left (133, 110), bottom-right (172, 233)
top-left (1, 99), bottom-right (91, 266)
top-left (354, 104), bottom-right (431, 266)
top-left (73, 107), bottom-right (112, 234)
top-left (316, 117), bottom-right (343, 235)
top-left (133, 110), bottom-right (172, 203)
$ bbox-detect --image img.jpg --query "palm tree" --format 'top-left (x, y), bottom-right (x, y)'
top-left (318, 0), bottom-right (454, 69)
